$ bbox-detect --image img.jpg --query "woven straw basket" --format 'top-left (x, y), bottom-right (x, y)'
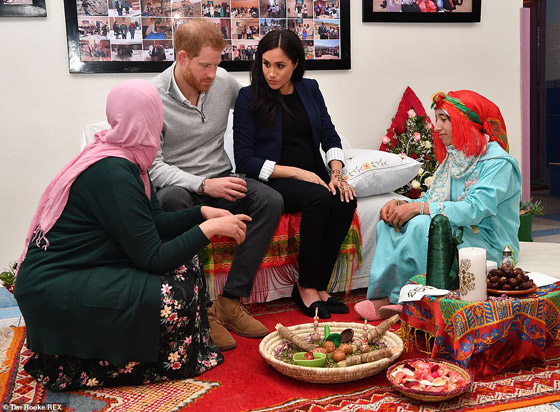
top-left (259, 321), bottom-right (404, 384)
top-left (386, 358), bottom-right (474, 402)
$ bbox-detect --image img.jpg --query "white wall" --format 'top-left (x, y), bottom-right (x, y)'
top-left (0, 0), bottom-right (523, 267)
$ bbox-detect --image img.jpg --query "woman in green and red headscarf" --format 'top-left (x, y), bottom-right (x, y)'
top-left (355, 90), bottom-right (521, 320)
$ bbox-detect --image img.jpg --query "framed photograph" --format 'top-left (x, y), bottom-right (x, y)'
top-left (64, 0), bottom-right (350, 73)
top-left (363, 0), bottom-right (481, 23)
top-left (0, 0), bottom-right (47, 17)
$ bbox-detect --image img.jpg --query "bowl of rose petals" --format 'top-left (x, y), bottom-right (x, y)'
top-left (386, 358), bottom-right (473, 402)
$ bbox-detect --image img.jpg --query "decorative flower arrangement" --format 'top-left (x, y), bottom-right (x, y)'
top-left (0, 262), bottom-right (16, 294)
top-left (382, 109), bottom-right (437, 199)
top-left (519, 198), bottom-right (543, 216)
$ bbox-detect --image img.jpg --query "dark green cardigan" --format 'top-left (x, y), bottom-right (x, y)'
top-left (14, 157), bottom-right (210, 363)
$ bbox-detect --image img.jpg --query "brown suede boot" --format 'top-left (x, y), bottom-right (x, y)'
top-left (208, 306), bottom-right (237, 351)
top-left (214, 295), bottom-right (269, 338)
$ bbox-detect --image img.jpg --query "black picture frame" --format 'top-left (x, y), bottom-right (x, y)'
top-left (64, 0), bottom-right (350, 74)
top-left (0, 0), bottom-right (47, 17)
top-left (363, 0), bottom-right (481, 23)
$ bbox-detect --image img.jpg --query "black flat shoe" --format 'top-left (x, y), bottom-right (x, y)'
top-left (323, 297), bottom-right (349, 314)
top-left (291, 286), bottom-right (330, 319)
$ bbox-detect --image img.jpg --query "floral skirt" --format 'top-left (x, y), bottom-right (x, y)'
top-left (23, 257), bottom-right (223, 391)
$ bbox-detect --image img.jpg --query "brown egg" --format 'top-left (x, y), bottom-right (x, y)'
top-left (312, 347), bottom-right (327, 354)
top-left (331, 349), bottom-right (346, 362)
top-left (339, 343), bottom-right (353, 355)
top-left (322, 341), bottom-right (336, 353)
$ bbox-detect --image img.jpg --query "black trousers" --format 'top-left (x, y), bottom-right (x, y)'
top-left (267, 178), bottom-right (357, 291)
top-left (157, 177), bottom-right (283, 298)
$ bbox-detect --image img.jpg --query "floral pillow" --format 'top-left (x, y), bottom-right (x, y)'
top-left (343, 149), bottom-right (421, 197)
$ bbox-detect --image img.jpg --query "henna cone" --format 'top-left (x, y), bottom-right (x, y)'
top-left (367, 314), bottom-right (400, 343)
top-left (338, 346), bottom-right (400, 367)
top-left (276, 324), bottom-right (318, 352)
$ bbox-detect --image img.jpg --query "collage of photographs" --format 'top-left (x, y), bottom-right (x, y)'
top-left (76, 0), bottom-right (342, 62)
top-left (372, 0), bottom-right (472, 13)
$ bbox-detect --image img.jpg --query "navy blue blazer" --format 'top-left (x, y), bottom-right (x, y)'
top-left (233, 78), bottom-right (342, 181)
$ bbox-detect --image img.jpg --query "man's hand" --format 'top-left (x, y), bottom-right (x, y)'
top-left (203, 177), bottom-right (247, 201)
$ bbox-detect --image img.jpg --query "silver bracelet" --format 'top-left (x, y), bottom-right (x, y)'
top-left (420, 202), bottom-right (425, 215)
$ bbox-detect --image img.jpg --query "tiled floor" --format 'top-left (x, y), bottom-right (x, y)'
top-left (1, 190), bottom-right (560, 410)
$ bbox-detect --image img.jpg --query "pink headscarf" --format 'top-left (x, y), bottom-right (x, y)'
top-left (18, 79), bottom-right (163, 268)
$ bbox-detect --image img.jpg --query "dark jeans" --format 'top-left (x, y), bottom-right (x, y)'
top-left (267, 178), bottom-right (357, 291)
top-left (157, 177), bottom-right (283, 298)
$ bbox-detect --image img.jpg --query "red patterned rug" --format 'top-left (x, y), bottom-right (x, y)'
top-left (2, 290), bottom-right (560, 411)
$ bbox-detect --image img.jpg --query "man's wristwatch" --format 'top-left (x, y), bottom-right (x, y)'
top-left (198, 178), bottom-right (207, 194)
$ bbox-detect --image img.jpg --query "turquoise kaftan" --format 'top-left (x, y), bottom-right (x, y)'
top-left (367, 142), bottom-right (521, 303)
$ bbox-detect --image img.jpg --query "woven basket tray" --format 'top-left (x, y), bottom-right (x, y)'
top-left (259, 321), bottom-right (404, 384)
top-left (386, 358), bottom-right (474, 402)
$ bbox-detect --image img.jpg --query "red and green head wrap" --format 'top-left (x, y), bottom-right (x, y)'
top-left (431, 90), bottom-right (509, 163)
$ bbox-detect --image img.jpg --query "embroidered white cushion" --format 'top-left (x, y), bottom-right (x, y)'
top-left (343, 149), bottom-right (422, 197)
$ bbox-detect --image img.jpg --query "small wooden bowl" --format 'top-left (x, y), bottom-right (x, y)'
top-left (487, 283), bottom-right (537, 296)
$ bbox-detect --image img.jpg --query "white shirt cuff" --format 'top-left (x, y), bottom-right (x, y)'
top-left (325, 147), bottom-right (345, 167)
top-left (259, 160), bottom-right (276, 181)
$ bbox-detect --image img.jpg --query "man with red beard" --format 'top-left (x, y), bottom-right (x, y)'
top-left (151, 20), bottom-right (283, 351)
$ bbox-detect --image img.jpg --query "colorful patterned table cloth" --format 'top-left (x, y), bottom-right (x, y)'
top-left (199, 211), bottom-right (362, 303)
top-left (400, 274), bottom-right (560, 378)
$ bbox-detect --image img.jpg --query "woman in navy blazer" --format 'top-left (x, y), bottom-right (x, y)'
top-left (233, 29), bottom-right (357, 318)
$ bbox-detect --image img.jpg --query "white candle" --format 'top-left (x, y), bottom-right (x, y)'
top-left (458, 247), bottom-right (487, 302)
top-left (486, 261), bottom-right (498, 273)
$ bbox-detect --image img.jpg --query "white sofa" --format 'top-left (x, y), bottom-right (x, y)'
top-left (82, 114), bottom-right (411, 302)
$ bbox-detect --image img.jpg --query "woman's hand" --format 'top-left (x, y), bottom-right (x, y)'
top-left (383, 201), bottom-right (427, 228)
top-left (270, 165), bottom-right (329, 190)
top-left (296, 169), bottom-right (329, 189)
top-left (328, 169), bottom-right (355, 202)
top-left (380, 199), bottom-right (399, 222)
top-left (199, 214), bottom-right (252, 245)
top-left (328, 161), bottom-right (355, 202)
top-left (200, 206), bottom-right (232, 220)
top-left (277, 166), bottom-right (329, 190)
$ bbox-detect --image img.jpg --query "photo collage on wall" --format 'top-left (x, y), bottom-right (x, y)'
top-left (76, 0), bottom-right (341, 63)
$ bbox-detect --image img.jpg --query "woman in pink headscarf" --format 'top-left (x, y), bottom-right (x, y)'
top-left (14, 79), bottom-right (250, 391)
